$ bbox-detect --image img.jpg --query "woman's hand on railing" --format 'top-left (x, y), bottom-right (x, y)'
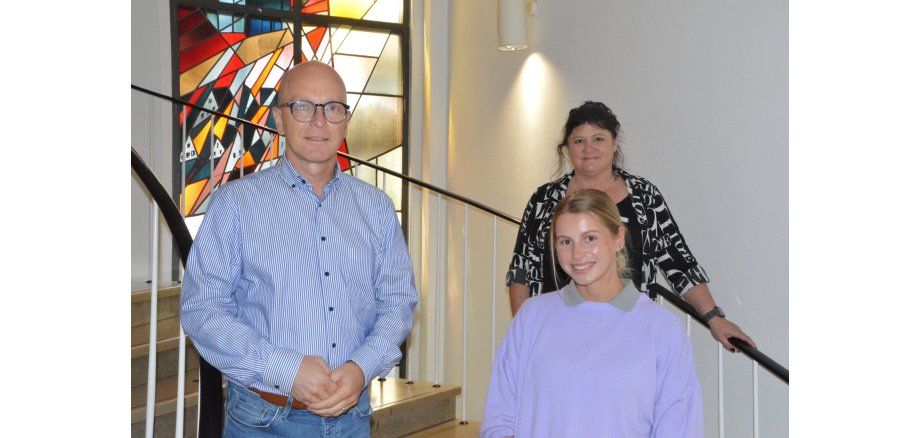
top-left (708, 317), bottom-right (756, 352)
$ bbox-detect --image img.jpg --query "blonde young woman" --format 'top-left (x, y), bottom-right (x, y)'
top-left (483, 189), bottom-right (703, 437)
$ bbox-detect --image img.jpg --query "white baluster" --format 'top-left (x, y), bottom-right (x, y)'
top-left (753, 362), bottom-right (760, 438)
top-left (718, 344), bottom-right (724, 438)
top-left (461, 205), bottom-right (469, 423)
top-left (491, 217), bottom-right (497, 365)
top-left (145, 200), bottom-right (159, 438)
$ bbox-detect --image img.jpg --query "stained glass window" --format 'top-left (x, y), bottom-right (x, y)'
top-left (175, 0), bottom-right (407, 217)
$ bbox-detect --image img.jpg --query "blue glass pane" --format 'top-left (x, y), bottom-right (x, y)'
top-left (219, 13), bottom-right (233, 30)
top-left (223, 0), bottom-right (290, 11)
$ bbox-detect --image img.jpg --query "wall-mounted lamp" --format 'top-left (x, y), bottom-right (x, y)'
top-left (498, 0), bottom-right (536, 51)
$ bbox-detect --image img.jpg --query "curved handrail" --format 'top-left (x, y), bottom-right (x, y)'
top-left (132, 148), bottom-right (223, 438)
top-left (133, 84), bottom-right (789, 402)
top-left (131, 84), bottom-right (520, 223)
top-left (649, 283), bottom-right (789, 383)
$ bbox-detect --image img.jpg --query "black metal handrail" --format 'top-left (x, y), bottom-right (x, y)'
top-left (131, 84), bottom-right (520, 223)
top-left (649, 283), bottom-right (789, 383)
top-left (132, 148), bottom-right (224, 437)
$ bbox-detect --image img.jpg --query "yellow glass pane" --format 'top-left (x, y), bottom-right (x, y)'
top-left (214, 102), bottom-right (232, 138)
top-left (378, 147), bottom-right (402, 206)
top-left (329, 25), bottom-right (350, 54)
top-left (251, 48), bottom-right (283, 94)
top-left (336, 28), bottom-right (389, 57)
top-left (182, 179), bottom-right (208, 216)
top-left (329, 0), bottom-right (373, 19)
top-left (193, 119), bottom-right (214, 154)
top-left (333, 55), bottom-right (377, 93)
top-left (365, 35), bottom-right (401, 95)
top-left (346, 94), bottom-right (402, 160)
top-left (363, 0), bottom-right (403, 23)
top-left (236, 29), bottom-right (294, 65)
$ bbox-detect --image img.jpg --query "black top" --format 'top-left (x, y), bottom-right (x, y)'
top-left (507, 167), bottom-right (710, 298)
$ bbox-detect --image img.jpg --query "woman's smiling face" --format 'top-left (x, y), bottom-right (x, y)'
top-left (554, 211), bottom-right (625, 299)
top-left (565, 123), bottom-right (619, 176)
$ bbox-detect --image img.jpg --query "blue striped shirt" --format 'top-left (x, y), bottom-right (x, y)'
top-left (180, 157), bottom-right (418, 395)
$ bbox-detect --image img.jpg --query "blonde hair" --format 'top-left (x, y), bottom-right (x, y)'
top-left (549, 189), bottom-right (630, 285)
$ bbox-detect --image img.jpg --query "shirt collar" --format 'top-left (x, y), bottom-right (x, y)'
top-left (560, 280), bottom-right (641, 311)
top-left (278, 156), bottom-right (344, 191)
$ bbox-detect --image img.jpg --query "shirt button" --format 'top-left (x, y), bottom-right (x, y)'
top-left (329, 307), bottom-right (334, 311)
top-left (332, 343), bottom-right (336, 348)
top-left (274, 385), bottom-right (280, 389)
top-left (324, 272), bottom-right (329, 276)
top-left (321, 236), bottom-right (326, 241)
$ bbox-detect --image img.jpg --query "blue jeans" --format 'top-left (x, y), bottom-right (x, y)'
top-left (223, 383), bottom-right (371, 437)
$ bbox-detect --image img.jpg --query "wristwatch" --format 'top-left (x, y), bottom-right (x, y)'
top-left (701, 306), bottom-right (725, 323)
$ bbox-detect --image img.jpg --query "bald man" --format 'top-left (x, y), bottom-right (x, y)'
top-left (181, 61), bottom-right (418, 437)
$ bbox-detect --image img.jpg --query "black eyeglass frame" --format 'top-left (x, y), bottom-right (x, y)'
top-left (281, 99), bottom-right (351, 123)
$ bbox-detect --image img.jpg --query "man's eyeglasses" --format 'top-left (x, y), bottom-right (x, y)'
top-left (282, 100), bottom-right (350, 124)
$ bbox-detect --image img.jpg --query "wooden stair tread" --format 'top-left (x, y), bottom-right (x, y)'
top-left (132, 315), bottom-right (181, 347)
top-left (131, 335), bottom-right (194, 359)
top-left (130, 392), bottom-right (199, 424)
top-left (131, 378), bottom-right (462, 437)
top-left (404, 420), bottom-right (481, 438)
top-left (131, 282), bottom-right (182, 297)
top-left (132, 369), bottom-right (200, 409)
top-left (131, 378), bottom-right (458, 414)
top-left (370, 379), bottom-right (461, 417)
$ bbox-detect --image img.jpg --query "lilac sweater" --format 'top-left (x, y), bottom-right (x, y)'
top-left (481, 282), bottom-right (703, 438)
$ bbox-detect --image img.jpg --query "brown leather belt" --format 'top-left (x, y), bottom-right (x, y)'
top-left (249, 387), bottom-right (309, 410)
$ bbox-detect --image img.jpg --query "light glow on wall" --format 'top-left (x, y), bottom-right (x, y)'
top-left (505, 52), bottom-right (569, 157)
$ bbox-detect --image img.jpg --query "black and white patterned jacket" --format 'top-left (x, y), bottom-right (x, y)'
top-left (506, 167), bottom-right (710, 296)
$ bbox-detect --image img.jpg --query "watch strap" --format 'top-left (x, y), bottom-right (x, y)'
top-left (702, 306), bottom-right (725, 323)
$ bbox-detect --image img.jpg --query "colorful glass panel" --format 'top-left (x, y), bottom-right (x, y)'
top-left (219, 0), bottom-right (292, 11)
top-left (175, 2), bottom-right (405, 217)
top-left (300, 0), bottom-right (402, 23)
top-left (177, 6), bottom-right (295, 216)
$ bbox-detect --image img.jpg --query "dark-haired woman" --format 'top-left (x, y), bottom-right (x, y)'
top-left (505, 101), bottom-right (754, 351)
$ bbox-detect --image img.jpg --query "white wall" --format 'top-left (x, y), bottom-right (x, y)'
top-left (131, 0), bottom-right (177, 287)
top-left (445, 0), bottom-right (788, 436)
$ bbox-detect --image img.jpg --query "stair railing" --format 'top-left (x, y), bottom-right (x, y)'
top-left (132, 148), bottom-right (224, 437)
top-left (132, 84), bottom-right (788, 437)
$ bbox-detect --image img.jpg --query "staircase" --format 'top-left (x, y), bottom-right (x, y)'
top-left (131, 284), bottom-right (473, 437)
top-left (131, 282), bottom-right (199, 438)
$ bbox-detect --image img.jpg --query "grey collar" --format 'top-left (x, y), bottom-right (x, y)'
top-left (560, 280), bottom-right (640, 311)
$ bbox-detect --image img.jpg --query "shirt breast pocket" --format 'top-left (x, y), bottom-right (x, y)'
top-left (343, 255), bottom-right (377, 312)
